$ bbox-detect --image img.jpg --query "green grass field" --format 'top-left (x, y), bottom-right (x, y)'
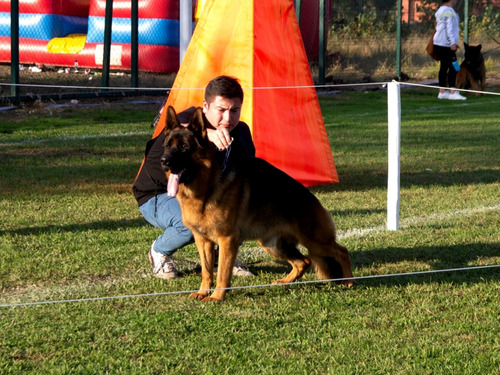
top-left (1, 87), bottom-right (499, 374)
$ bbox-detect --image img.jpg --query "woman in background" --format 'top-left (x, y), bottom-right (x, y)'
top-left (433, 0), bottom-right (466, 100)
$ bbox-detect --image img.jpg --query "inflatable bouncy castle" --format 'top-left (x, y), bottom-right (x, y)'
top-left (1, 0), bottom-right (325, 74)
top-left (0, 0), bottom-right (185, 72)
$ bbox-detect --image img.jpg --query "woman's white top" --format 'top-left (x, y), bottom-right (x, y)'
top-left (433, 5), bottom-right (460, 47)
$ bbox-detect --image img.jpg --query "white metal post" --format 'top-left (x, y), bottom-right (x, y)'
top-left (179, 0), bottom-right (192, 65)
top-left (387, 81), bottom-right (401, 230)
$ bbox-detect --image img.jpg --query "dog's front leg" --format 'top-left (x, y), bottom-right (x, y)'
top-left (189, 233), bottom-right (215, 300)
top-left (204, 236), bottom-right (239, 302)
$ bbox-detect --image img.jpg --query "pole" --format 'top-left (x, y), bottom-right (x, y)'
top-left (387, 81), bottom-right (401, 231)
top-left (295, 0), bottom-right (302, 26)
top-left (396, 0), bottom-right (402, 80)
top-left (463, 0), bottom-right (469, 44)
top-left (131, 0), bottom-right (139, 88)
top-left (179, 0), bottom-right (193, 65)
top-left (318, 0), bottom-right (325, 85)
top-left (10, 0), bottom-right (20, 98)
top-left (101, 0), bottom-right (113, 91)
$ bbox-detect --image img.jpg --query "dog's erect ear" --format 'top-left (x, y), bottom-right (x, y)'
top-left (165, 106), bottom-right (180, 132)
top-left (188, 107), bottom-right (208, 140)
top-left (478, 44), bottom-right (482, 51)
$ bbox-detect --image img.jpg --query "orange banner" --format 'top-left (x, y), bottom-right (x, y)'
top-left (151, 0), bottom-right (337, 186)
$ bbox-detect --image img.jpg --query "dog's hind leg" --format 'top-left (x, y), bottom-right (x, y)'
top-left (258, 237), bottom-right (311, 284)
top-left (456, 70), bottom-right (466, 89)
top-left (470, 76), bottom-right (480, 95)
top-left (189, 233), bottom-right (216, 300)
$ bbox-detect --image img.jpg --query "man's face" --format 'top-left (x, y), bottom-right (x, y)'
top-left (203, 95), bottom-right (242, 133)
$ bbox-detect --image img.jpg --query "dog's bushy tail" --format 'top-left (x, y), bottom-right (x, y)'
top-left (308, 242), bottom-right (354, 285)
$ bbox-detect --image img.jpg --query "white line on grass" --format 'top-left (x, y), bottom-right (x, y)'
top-left (337, 204), bottom-right (500, 239)
top-left (0, 131), bottom-right (152, 147)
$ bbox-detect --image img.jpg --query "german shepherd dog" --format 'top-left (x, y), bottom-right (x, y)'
top-left (161, 106), bottom-right (354, 301)
top-left (456, 43), bottom-right (486, 95)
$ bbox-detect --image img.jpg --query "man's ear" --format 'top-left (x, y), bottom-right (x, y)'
top-left (165, 106), bottom-right (180, 132)
top-left (188, 107), bottom-right (208, 140)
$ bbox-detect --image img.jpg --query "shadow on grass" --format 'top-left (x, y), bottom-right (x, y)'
top-left (351, 242), bottom-right (499, 270)
top-left (246, 241), bottom-right (499, 287)
top-left (0, 218), bottom-right (147, 237)
top-left (332, 208), bottom-right (385, 216)
top-left (311, 168), bottom-right (500, 192)
top-left (354, 241), bottom-right (500, 286)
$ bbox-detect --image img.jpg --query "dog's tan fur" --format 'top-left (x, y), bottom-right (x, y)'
top-left (162, 106), bottom-right (354, 301)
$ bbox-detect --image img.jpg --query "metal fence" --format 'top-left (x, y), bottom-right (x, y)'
top-left (1, 0), bottom-right (499, 103)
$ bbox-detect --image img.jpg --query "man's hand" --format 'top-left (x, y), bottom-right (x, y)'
top-left (207, 127), bottom-right (232, 150)
top-left (450, 44), bottom-right (457, 51)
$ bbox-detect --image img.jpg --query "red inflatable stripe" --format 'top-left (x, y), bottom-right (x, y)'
top-left (0, 37), bottom-right (179, 73)
top-left (89, 0), bottom-right (180, 19)
top-left (0, 0), bottom-right (91, 17)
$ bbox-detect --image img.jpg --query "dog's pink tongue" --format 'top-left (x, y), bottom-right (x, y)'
top-left (167, 173), bottom-right (179, 197)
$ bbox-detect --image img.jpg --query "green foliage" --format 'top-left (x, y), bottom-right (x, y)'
top-left (331, 2), bottom-right (397, 37)
top-left (469, 5), bottom-right (500, 36)
top-left (330, 0), bottom-right (500, 37)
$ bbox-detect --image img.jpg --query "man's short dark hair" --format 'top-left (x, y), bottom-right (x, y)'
top-left (205, 75), bottom-right (244, 104)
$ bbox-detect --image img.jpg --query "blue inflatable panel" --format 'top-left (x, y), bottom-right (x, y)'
top-left (86, 17), bottom-right (180, 46)
top-left (61, 15), bottom-right (89, 36)
top-left (0, 13), bottom-right (10, 37)
top-left (0, 13), bottom-right (88, 40)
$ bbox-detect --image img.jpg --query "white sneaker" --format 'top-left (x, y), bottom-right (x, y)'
top-left (232, 259), bottom-right (254, 277)
top-left (437, 91), bottom-right (450, 99)
top-left (148, 243), bottom-right (178, 280)
top-left (448, 91), bottom-right (467, 100)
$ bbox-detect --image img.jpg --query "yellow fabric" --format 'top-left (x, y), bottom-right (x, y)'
top-left (156, 0), bottom-right (254, 137)
top-left (195, 0), bottom-right (208, 21)
top-left (46, 34), bottom-right (87, 54)
top-left (153, 0), bottom-right (337, 186)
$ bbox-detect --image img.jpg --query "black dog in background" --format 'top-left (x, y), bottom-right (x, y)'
top-left (456, 43), bottom-right (486, 95)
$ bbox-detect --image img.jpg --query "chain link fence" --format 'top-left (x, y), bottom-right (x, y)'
top-left (1, 0), bottom-right (499, 102)
top-left (325, 0), bottom-right (500, 84)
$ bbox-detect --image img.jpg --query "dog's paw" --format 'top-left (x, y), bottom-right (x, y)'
top-left (342, 279), bottom-right (355, 288)
top-left (189, 292), bottom-right (209, 300)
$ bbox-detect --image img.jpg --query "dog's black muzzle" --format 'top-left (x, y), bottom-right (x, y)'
top-left (161, 150), bottom-right (190, 175)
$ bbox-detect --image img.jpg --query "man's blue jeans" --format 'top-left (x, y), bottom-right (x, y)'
top-left (139, 193), bottom-right (194, 256)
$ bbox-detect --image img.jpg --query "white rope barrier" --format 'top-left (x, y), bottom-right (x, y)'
top-left (1, 265), bottom-right (498, 308)
top-left (1, 80), bottom-right (499, 95)
top-left (1, 80), bottom-right (499, 103)
top-left (400, 81), bottom-right (500, 96)
top-left (0, 81), bottom-right (386, 92)
top-left (1, 81), bottom-right (498, 309)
